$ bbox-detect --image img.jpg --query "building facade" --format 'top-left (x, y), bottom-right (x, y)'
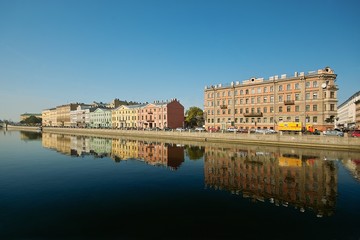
top-left (89, 108), bottom-right (112, 128)
top-left (56, 104), bottom-right (78, 127)
top-left (112, 104), bottom-right (144, 129)
top-left (138, 99), bottom-right (184, 129)
top-left (70, 104), bottom-right (93, 128)
top-left (204, 67), bottom-right (338, 131)
top-left (336, 91), bottom-right (360, 130)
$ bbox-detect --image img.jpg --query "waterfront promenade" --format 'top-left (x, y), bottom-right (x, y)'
top-left (6, 125), bottom-right (360, 151)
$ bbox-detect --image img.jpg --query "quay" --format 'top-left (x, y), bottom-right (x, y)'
top-left (6, 125), bottom-right (360, 152)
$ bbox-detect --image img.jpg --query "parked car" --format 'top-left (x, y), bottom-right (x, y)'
top-left (227, 127), bottom-right (237, 132)
top-left (195, 127), bottom-right (206, 132)
top-left (323, 130), bottom-right (344, 137)
top-left (163, 127), bottom-right (172, 131)
top-left (265, 129), bottom-right (277, 134)
top-left (176, 127), bottom-right (185, 132)
top-left (208, 127), bottom-right (219, 132)
top-left (237, 128), bottom-right (248, 133)
top-left (351, 130), bottom-right (360, 137)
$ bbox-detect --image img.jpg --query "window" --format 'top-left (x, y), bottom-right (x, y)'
top-left (240, 99), bottom-right (243, 104)
top-left (313, 81), bottom-right (318, 87)
top-left (313, 105), bottom-right (317, 111)
top-left (263, 97), bottom-right (267, 103)
top-left (295, 83), bottom-right (300, 90)
top-left (251, 98), bottom-right (255, 104)
top-left (246, 108), bottom-right (249, 113)
top-left (251, 88), bottom-right (255, 94)
top-left (295, 106), bottom-right (299, 112)
top-left (264, 87), bottom-right (268, 93)
top-left (295, 93), bottom-right (300, 101)
top-left (295, 116), bottom-right (300, 122)
top-left (263, 117), bottom-right (267, 123)
top-left (228, 91), bottom-right (231, 96)
top-left (257, 97), bottom-right (261, 103)
top-left (306, 93), bottom-right (310, 100)
top-left (240, 90), bottom-right (243, 95)
top-left (246, 99), bottom-right (249, 104)
top-left (286, 84), bottom-right (291, 91)
top-left (279, 95), bottom-right (283, 102)
top-left (279, 106), bottom-right (283, 112)
top-left (330, 104), bottom-right (335, 111)
top-left (257, 118), bottom-right (261, 123)
top-left (287, 117), bottom-right (291, 121)
top-left (270, 117), bottom-right (273, 123)
top-left (228, 109), bottom-right (231, 114)
top-left (286, 106), bottom-right (291, 112)
top-left (313, 116), bottom-right (317, 123)
top-left (228, 99), bottom-right (231, 105)
top-left (235, 109), bottom-right (238, 114)
top-left (245, 89), bottom-right (249, 94)
top-left (313, 92), bottom-right (318, 99)
top-left (234, 90), bottom-right (238, 96)
top-left (257, 87), bottom-right (261, 93)
top-left (270, 107), bottom-right (274, 113)
top-left (278, 85), bottom-right (283, 91)
top-left (263, 107), bottom-right (267, 113)
top-left (286, 95), bottom-right (291, 101)
top-left (240, 108), bottom-right (243, 114)
top-left (222, 92), bottom-right (225, 97)
top-left (257, 108), bottom-right (261, 113)
top-left (330, 91), bottom-right (335, 98)
top-left (306, 82), bottom-right (310, 88)
top-left (240, 118), bottom-right (243, 123)
top-left (270, 86), bottom-right (274, 92)
top-left (251, 108), bottom-right (255, 113)
top-left (270, 96), bottom-right (274, 103)
top-left (306, 105), bottom-right (310, 111)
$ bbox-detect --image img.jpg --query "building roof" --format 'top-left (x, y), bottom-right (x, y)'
top-left (338, 90), bottom-right (360, 109)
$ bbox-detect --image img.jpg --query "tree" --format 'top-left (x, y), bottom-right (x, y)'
top-left (20, 116), bottom-right (42, 125)
top-left (185, 107), bottom-right (204, 128)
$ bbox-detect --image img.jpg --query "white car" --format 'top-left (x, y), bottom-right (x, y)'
top-left (176, 127), bottom-right (185, 132)
top-left (195, 127), bottom-right (205, 132)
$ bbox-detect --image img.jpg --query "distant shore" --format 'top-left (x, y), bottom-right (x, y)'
top-left (6, 125), bottom-right (360, 152)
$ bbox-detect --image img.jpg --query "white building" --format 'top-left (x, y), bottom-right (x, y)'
top-left (337, 91), bottom-right (360, 130)
top-left (89, 108), bottom-right (112, 128)
top-left (70, 104), bottom-right (93, 127)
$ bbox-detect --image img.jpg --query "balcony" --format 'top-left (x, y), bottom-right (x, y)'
top-left (243, 112), bottom-right (263, 117)
top-left (284, 100), bottom-right (295, 105)
top-left (220, 105), bottom-right (227, 109)
top-left (147, 119), bottom-right (154, 123)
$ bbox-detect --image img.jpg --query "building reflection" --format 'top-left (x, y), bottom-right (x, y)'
top-left (42, 132), bottom-right (184, 170)
top-left (204, 146), bottom-right (338, 217)
top-left (342, 159), bottom-right (360, 181)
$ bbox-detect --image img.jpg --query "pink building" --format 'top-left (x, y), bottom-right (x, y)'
top-left (138, 99), bottom-right (184, 129)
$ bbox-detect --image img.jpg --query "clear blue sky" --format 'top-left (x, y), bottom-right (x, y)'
top-left (1, 0), bottom-right (359, 121)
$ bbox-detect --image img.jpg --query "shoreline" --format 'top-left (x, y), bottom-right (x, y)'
top-left (6, 125), bottom-right (360, 152)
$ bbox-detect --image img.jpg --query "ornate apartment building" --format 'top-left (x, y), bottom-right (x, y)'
top-left (204, 67), bottom-right (338, 131)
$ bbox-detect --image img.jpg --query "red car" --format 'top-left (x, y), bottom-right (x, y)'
top-left (351, 130), bottom-right (360, 137)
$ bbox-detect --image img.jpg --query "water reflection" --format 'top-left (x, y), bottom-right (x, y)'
top-left (204, 145), bottom-right (338, 217)
top-left (40, 132), bottom-right (360, 217)
top-left (20, 131), bottom-right (42, 141)
top-left (42, 133), bottom-right (185, 170)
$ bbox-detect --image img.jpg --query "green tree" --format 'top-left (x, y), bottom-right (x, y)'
top-left (21, 116), bottom-right (42, 125)
top-left (185, 107), bottom-right (204, 128)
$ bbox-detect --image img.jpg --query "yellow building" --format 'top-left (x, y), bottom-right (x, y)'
top-left (204, 67), bottom-right (338, 132)
top-left (112, 104), bottom-right (144, 129)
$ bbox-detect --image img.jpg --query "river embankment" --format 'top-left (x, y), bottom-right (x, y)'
top-left (6, 125), bottom-right (360, 152)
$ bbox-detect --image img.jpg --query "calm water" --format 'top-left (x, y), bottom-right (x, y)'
top-left (1, 130), bottom-right (360, 239)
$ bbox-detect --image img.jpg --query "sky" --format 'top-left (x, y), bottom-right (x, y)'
top-left (1, 0), bottom-right (359, 121)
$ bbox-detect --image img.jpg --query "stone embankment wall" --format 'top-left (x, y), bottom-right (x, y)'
top-left (37, 127), bottom-right (360, 151)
